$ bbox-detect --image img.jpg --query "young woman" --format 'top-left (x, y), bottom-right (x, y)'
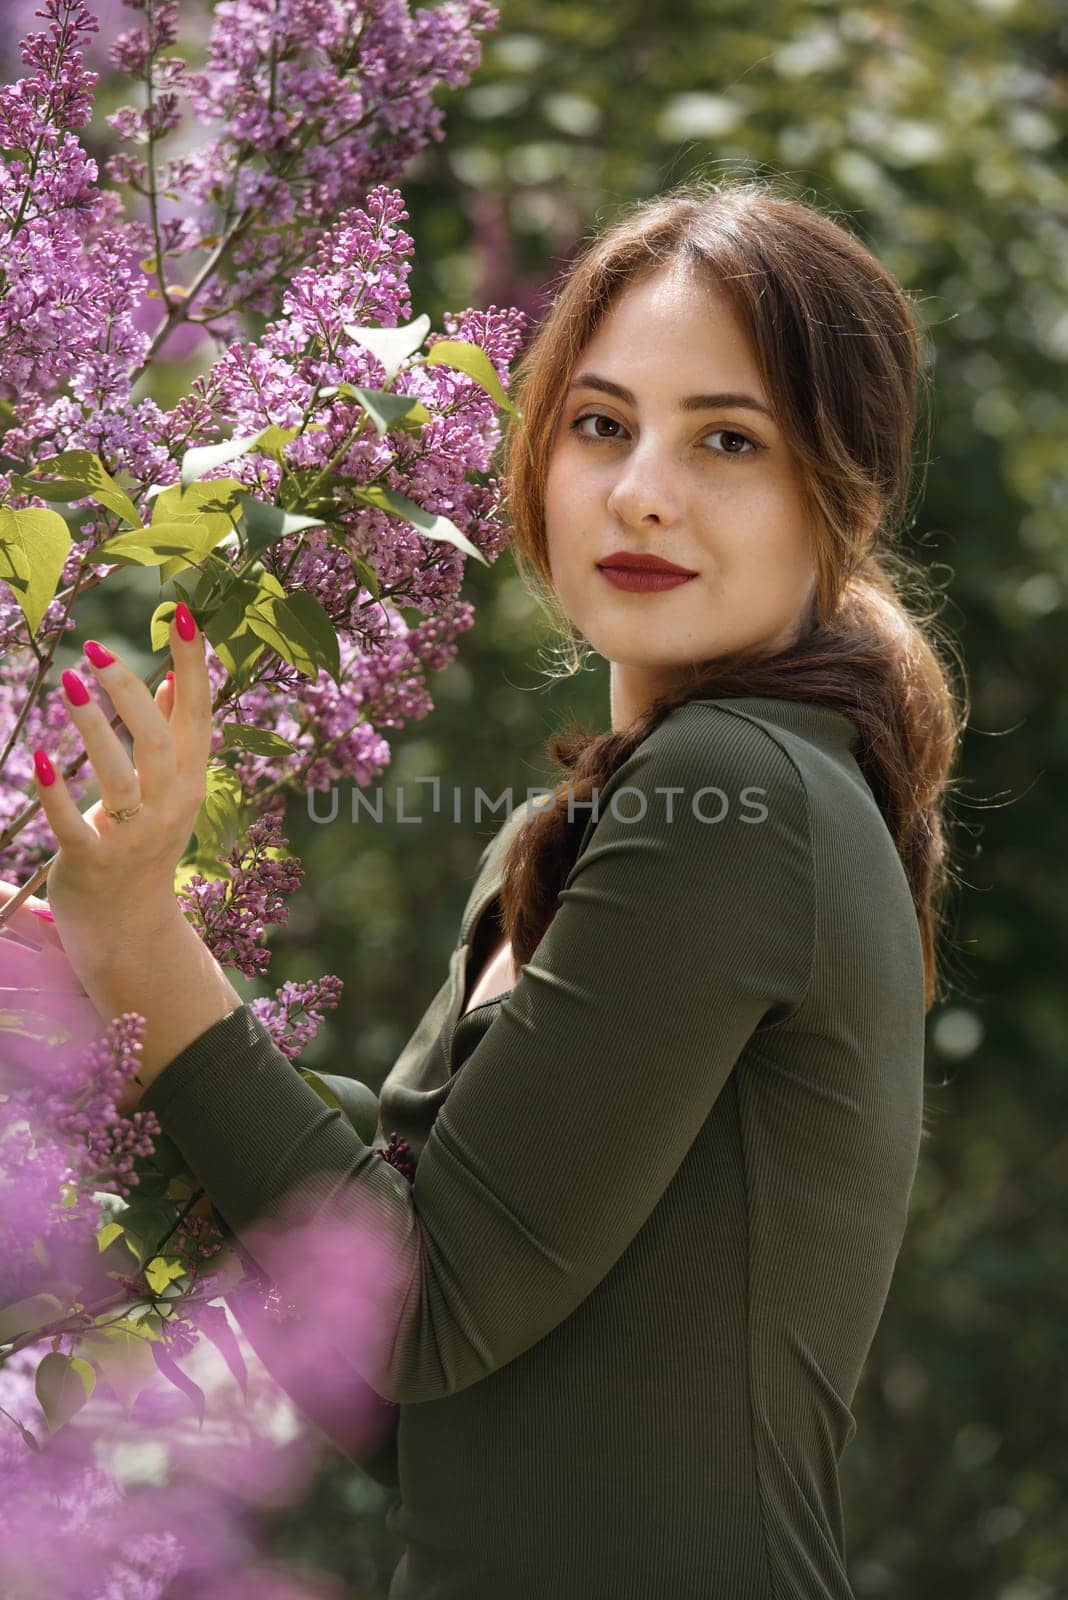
top-left (26, 178), bottom-right (965, 1598)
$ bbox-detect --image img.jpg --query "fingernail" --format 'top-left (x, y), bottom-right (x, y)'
top-left (30, 906), bottom-right (55, 922)
top-left (33, 749), bottom-right (56, 786)
top-left (84, 640), bottom-right (115, 669)
top-left (175, 603), bottom-right (197, 642)
top-left (61, 669), bottom-right (91, 706)
top-left (166, 671), bottom-right (174, 682)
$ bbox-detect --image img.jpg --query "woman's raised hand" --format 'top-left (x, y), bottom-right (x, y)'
top-left (30, 603), bottom-right (213, 993)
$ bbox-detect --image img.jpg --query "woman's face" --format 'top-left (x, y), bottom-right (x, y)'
top-left (544, 259), bottom-right (818, 731)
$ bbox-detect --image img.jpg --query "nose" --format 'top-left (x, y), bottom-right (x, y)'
top-left (604, 437), bottom-right (683, 529)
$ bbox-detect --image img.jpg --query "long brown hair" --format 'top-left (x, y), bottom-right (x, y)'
top-left (497, 177), bottom-right (968, 1014)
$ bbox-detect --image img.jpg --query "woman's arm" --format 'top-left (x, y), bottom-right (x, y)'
top-left (138, 704), bottom-right (817, 1407)
top-left (79, 906), bottom-right (244, 1096)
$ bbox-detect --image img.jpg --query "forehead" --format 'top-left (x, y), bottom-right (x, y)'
top-left (574, 261), bottom-right (755, 379)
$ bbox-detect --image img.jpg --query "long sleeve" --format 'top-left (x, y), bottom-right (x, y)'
top-left (140, 705), bottom-right (816, 1406)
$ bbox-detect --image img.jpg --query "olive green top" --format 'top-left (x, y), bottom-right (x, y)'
top-left (141, 696), bottom-right (927, 1599)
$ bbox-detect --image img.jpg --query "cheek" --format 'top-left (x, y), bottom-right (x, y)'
top-left (544, 454), bottom-right (572, 519)
top-left (543, 462), bottom-right (578, 571)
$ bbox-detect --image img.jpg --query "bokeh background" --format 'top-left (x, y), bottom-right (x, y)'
top-left (3, 1), bottom-right (1066, 1594)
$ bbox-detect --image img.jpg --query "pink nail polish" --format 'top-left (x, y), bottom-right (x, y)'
top-left (175, 602), bottom-right (197, 642)
top-left (33, 749), bottom-right (56, 786)
top-left (61, 669), bottom-right (91, 706)
top-left (30, 906), bottom-right (55, 922)
top-left (166, 671), bottom-right (174, 682)
top-left (84, 640), bottom-right (115, 669)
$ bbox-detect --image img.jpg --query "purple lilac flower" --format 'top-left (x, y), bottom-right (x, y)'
top-left (248, 974), bottom-right (344, 1060)
top-left (0, 1006), bottom-right (158, 1305)
top-left (0, 1), bottom-right (154, 414)
top-left (131, 0), bottom-right (500, 327)
top-left (177, 811), bottom-right (304, 977)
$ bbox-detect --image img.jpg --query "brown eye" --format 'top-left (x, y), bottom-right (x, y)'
top-left (572, 412), bottom-right (626, 441)
top-left (702, 428), bottom-right (757, 457)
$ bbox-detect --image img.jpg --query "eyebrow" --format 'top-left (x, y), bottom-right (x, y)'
top-left (567, 372), bottom-right (775, 421)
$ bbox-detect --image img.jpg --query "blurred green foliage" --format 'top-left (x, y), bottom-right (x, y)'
top-left (17, 0), bottom-right (1066, 1593)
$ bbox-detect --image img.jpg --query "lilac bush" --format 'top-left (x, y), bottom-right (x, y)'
top-left (0, 0), bottom-right (528, 1588)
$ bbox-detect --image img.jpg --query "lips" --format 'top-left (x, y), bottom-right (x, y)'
top-left (596, 552), bottom-right (698, 577)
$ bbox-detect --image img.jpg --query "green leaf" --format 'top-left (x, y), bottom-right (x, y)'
top-left (219, 721), bottom-right (297, 757)
top-left (129, 1169), bottom-right (171, 1200)
top-left (299, 1069), bottom-right (379, 1144)
top-left (150, 1343), bottom-right (205, 1427)
top-left (118, 1198), bottom-right (179, 1267)
top-left (249, 423), bottom-right (302, 463)
top-left (193, 763), bottom-right (243, 861)
top-left (10, 474), bottom-right (97, 504)
top-left (174, 850), bottom-right (232, 890)
top-left (180, 429), bottom-right (273, 489)
top-left (149, 601), bottom-right (178, 651)
top-left (245, 586), bottom-right (342, 684)
top-left (35, 1352), bottom-right (96, 1432)
top-left (276, 466), bottom-right (336, 519)
top-left (193, 1301), bottom-right (249, 1402)
top-left (81, 1322), bottom-right (160, 1418)
top-left (97, 1222), bottom-right (125, 1253)
top-left (0, 506), bottom-right (72, 634)
top-left (238, 494), bottom-right (327, 559)
top-left (97, 524), bottom-right (230, 570)
top-left (183, 566), bottom-right (218, 612)
top-left (353, 483), bottom-right (488, 566)
top-left (425, 339), bottom-right (518, 415)
top-left (148, 480), bottom-right (244, 579)
top-left (19, 450), bottom-right (141, 527)
top-left (144, 1256), bottom-right (187, 1295)
top-left (201, 575), bottom-right (267, 684)
top-left (350, 552), bottom-right (380, 601)
top-left (0, 1292), bottom-right (64, 1344)
top-left (339, 385), bottom-right (433, 438)
top-left (152, 478), bottom-right (245, 525)
top-left (342, 313), bottom-right (431, 382)
top-left (145, 1130), bottom-right (196, 1182)
top-left (13, 1417), bottom-right (40, 1450)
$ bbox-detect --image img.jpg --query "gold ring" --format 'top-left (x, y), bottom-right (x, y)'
top-left (102, 800), bottom-right (145, 823)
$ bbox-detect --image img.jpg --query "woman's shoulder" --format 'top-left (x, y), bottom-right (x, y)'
top-left (615, 696), bottom-right (816, 805)
top-left (634, 696), bottom-right (868, 815)
top-left (652, 695), bottom-right (858, 764)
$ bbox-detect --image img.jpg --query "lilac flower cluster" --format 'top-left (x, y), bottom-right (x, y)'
top-left (105, 0), bottom-right (499, 331)
top-left (47, 1010), bottom-right (160, 1191)
top-left (177, 810), bottom-right (305, 978)
top-left (0, 3), bottom-right (528, 1574)
top-left (0, 643), bottom-right (99, 880)
top-left (377, 1129), bottom-right (415, 1183)
top-left (248, 974), bottom-right (345, 1060)
top-left (0, 1), bottom-right (154, 428)
top-left (2, 0), bottom-right (502, 470)
top-left (2, 8), bottom-right (526, 894)
top-left (0, 987), bottom-right (354, 1595)
top-left (0, 1007), bottom-right (157, 1308)
top-left (0, 1363), bottom-right (185, 1600)
top-left (0, 1342), bottom-right (343, 1599)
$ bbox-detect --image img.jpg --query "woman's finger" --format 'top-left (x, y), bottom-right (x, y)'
top-left (31, 750), bottom-right (100, 856)
top-left (78, 637), bottom-right (178, 807)
top-left (60, 666), bottom-right (145, 814)
top-left (167, 604), bottom-right (211, 775)
top-left (155, 671), bottom-right (175, 722)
